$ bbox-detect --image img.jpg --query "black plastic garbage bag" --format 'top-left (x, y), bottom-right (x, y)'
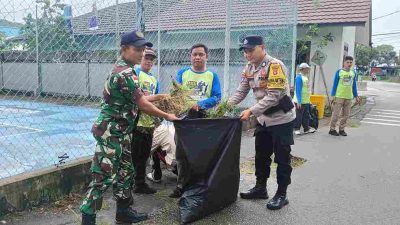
top-left (174, 118), bottom-right (242, 224)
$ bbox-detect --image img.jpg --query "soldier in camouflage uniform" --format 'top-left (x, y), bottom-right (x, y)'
top-left (80, 31), bottom-right (178, 225)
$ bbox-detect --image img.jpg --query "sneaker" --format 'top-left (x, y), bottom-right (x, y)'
top-left (329, 129), bottom-right (339, 136)
top-left (304, 127), bottom-right (316, 134)
top-left (146, 171), bottom-right (161, 183)
top-left (339, 130), bottom-right (348, 136)
top-left (294, 130), bottom-right (301, 135)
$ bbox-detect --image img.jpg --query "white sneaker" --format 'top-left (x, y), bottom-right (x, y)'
top-left (305, 128), bottom-right (316, 134)
top-left (146, 171), bottom-right (161, 183)
top-left (294, 130), bottom-right (301, 135)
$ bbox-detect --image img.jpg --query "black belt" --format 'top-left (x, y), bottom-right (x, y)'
top-left (263, 95), bottom-right (294, 116)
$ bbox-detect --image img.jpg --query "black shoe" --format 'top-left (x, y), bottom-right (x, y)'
top-left (81, 213), bottom-right (96, 225)
top-left (133, 183), bottom-right (157, 194)
top-left (266, 194), bottom-right (289, 210)
top-left (339, 130), bottom-right (347, 136)
top-left (115, 207), bottom-right (148, 224)
top-left (169, 187), bottom-right (183, 198)
top-left (329, 129), bottom-right (339, 136)
top-left (240, 186), bottom-right (268, 199)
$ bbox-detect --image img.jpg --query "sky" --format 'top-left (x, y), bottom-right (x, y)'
top-left (372, 0), bottom-right (400, 51)
top-left (0, 0), bottom-right (399, 50)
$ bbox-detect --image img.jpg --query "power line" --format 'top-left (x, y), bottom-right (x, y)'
top-left (372, 10), bottom-right (400, 20)
top-left (373, 35), bottom-right (400, 42)
top-left (372, 31), bottom-right (400, 37)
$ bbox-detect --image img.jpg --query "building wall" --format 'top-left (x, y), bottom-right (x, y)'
top-left (342, 26), bottom-right (356, 60)
top-left (355, 9), bottom-right (371, 46)
top-left (0, 62), bottom-right (256, 107)
top-left (297, 25), bottom-right (344, 96)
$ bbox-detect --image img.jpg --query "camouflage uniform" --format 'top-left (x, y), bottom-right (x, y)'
top-left (80, 59), bottom-right (143, 215)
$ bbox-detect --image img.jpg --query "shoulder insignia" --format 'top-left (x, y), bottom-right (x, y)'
top-left (267, 63), bottom-right (287, 89)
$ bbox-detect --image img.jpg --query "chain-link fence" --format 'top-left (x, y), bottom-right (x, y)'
top-left (0, 0), bottom-right (297, 179)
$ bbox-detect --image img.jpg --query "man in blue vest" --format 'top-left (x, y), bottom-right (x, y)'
top-left (170, 43), bottom-right (222, 198)
top-left (329, 56), bottom-right (361, 136)
top-left (175, 43), bottom-right (222, 118)
top-left (294, 63), bottom-right (316, 135)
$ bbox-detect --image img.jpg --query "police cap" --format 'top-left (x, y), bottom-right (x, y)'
top-left (239, 35), bottom-right (264, 51)
top-left (120, 30), bottom-right (153, 48)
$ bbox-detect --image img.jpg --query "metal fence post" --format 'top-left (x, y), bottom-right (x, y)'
top-left (136, 0), bottom-right (145, 32)
top-left (115, 0), bottom-right (120, 50)
top-left (223, 0), bottom-right (232, 98)
top-left (157, 0), bottom-right (161, 80)
top-left (35, 2), bottom-right (41, 96)
top-left (290, 1), bottom-right (298, 87)
top-left (86, 60), bottom-right (90, 97)
top-left (290, 24), bottom-right (297, 86)
top-left (1, 59), bottom-right (4, 89)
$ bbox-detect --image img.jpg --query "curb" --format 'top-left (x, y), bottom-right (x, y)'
top-left (0, 156), bottom-right (92, 217)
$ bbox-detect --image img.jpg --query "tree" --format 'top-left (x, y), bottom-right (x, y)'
top-left (20, 0), bottom-right (80, 52)
top-left (375, 44), bottom-right (397, 65)
top-left (355, 44), bottom-right (378, 67)
top-left (0, 31), bottom-right (20, 51)
top-left (0, 32), bottom-right (6, 50)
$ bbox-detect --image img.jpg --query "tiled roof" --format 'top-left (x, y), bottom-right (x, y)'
top-left (298, 0), bottom-right (371, 24)
top-left (0, 19), bottom-right (23, 28)
top-left (72, 0), bottom-right (371, 34)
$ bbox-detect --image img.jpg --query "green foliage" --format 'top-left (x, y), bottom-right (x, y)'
top-left (297, 24), bottom-right (334, 56)
top-left (0, 31), bottom-right (20, 51)
top-left (375, 44), bottom-right (397, 64)
top-left (20, 0), bottom-right (81, 52)
top-left (356, 44), bottom-right (397, 66)
top-left (355, 44), bottom-right (378, 67)
top-left (207, 100), bottom-right (241, 118)
top-left (0, 32), bottom-right (6, 50)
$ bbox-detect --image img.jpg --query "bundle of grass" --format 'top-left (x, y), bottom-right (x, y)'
top-left (207, 100), bottom-right (241, 119)
top-left (153, 80), bottom-right (195, 116)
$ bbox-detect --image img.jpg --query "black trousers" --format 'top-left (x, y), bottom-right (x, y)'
top-left (294, 103), bottom-right (311, 131)
top-left (254, 121), bottom-right (294, 187)
top-left (131, 128), bottom-right (154, 186)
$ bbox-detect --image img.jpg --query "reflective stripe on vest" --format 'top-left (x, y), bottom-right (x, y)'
top-left (181, 69), bottom-right (214, 101)
top-left (336, 70), bottom-right (355, 100)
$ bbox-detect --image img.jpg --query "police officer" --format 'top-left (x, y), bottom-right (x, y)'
top-left (228, 35), bottom-right (296, 210)
top-left (80, 31), bottom-right (178, 225)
